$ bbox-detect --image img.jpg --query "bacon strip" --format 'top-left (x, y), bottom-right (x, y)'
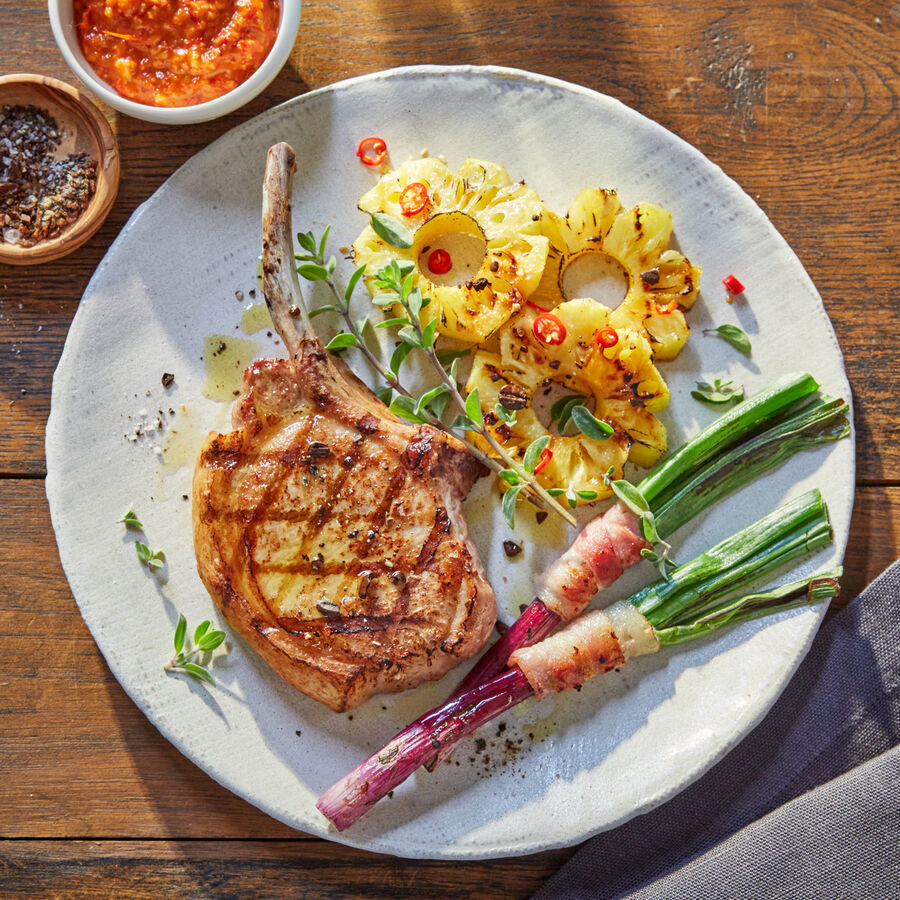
top-left (536, 504), bottom-right (650, 621)
top-left (508, 601), bottom-right (659, 698)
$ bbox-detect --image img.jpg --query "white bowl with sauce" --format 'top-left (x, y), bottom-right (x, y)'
top-left (48, 0), bottom-right (302, 125)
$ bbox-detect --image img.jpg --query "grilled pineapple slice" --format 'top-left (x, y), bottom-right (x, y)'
top-left (531, 188), bottom-right (701, 361)
top-left (353, 157), bottom-right (549, 343)
top-left (467, 298), bottom-right (669, 503)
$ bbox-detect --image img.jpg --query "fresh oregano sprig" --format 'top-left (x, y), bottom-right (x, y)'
top-left (164, 613), bottom-right (228, 686)
top-left (692, 378), bottom-right (744, 406)
top-left (371, 258), bottom-right (577, 528)
top-left (293, 230), bottom-right (533, 512)
top-left (295, 229), bottom-right (411, 397)
top-left (135, 541), bottom-right (165, 570)
top-left (118, 506), bottom-right (143, 529)
top-left (119, 507), bottom-right (165, 570)
top-left (603, 467), bottom-right (676, 579)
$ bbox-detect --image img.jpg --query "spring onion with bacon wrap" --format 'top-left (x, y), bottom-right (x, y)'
top-left (445, 374), bottom-right (848, 701)
top-left (317, 489), bottom-right (839, 830)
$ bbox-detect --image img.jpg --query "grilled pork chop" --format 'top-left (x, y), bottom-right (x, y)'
top-left (192, 143), bottom-right (496, 712)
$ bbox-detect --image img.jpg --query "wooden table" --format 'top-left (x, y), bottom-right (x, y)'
top-left (2, 1), bottom-right (898, 895)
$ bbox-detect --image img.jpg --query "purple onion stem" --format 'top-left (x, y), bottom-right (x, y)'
top-left (423, 599), bottom-right (560, 770)
top-left (316, 668), bottom-right (533, 831)
top-left (451, 599), bottom-right (560, 699)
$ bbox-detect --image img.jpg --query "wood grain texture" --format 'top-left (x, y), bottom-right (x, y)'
top-left (1, 0), bottom-right (898, 895)
top-left (0, 841), bottom-right (573, 899)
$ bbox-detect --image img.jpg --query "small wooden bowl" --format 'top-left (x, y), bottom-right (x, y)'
top-left (0, 74), bottom-right (119, 266)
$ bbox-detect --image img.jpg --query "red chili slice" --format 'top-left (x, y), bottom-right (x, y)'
top-left (533, 312), bottom-right (566, 345)
top-left (428, 248), bottom-right (452, 274)
top-left (722, 273), bottom-right (745, 294)
top-left (356, 136), bottom-right (387, 167)
top-left (595, 326), bottom-right (619, 349)
top-left (655, 300), bottom-right (678, 315)
top-left (527, 300), bottom-right (551, 312)
top-left (534, 447), bottom-right (553, 473)
top-left (400, 181), bottom-right (429, 216)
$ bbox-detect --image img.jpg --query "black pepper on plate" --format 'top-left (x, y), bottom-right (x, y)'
top-left (503, 540), bottom-right (522, 558)
top-left (161, 372), bottom-right (175, 388)
top-left (0, 105), bottom-right (97, 247)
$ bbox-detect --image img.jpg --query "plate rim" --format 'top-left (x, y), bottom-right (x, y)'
top-left (45, 64), bottom-right (855, 860)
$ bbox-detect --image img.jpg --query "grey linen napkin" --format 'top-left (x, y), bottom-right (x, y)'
top-left (533, 559), bottom-right (900, 899)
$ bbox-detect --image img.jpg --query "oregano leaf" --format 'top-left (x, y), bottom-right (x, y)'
top-left (297, 263), bottom-right (329, 282)
top-left (464, 388), bottom-right (482, 424)
top-left (345, 264), bottom-right (366, 302)
top-left (174, 613), bottom-right (187, 654)
top-left (502, 484), bottom-right (523, 529)
top-left (325, 332), bottom-right (359, 351)
top-left (570, 405), bottom-right (614, 440)
top-left (370, 213), bottom-right (414, 249)
top-left (705, 324), bottom-right (752, 355)
top-left (182, 662), bottom-right (216, 686)
top-left (523, 435), bottom-right (551, 474)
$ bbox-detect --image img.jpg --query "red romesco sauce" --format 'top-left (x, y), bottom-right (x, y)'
top-left (74, 0), bottom-right (280, 108)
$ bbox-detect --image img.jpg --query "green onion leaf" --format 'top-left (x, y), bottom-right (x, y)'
top-left (576, 489), bottom-right (598, 501)
top-left (376, 317), bottom-right (410, 329)
top-left (372, 293), bottom-right (400, 308)
top-left (371, 213), bottom-right (414, 249)
top-left (194, 621), bottom-right (210, 643)
top-left (706, 324), bottom-right (752, 355)
top-left (374, 385), bottom-right (393, 405)
top-left (523, 435), bottom-right (551, 473)
top-left (571, 405), bottom-right (614, 440)
top-left (498, 469), bottom-right (520, 485)
top-left (546, 488), bottom-right (566, 496)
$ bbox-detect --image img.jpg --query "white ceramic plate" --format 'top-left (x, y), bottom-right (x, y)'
top-left (46, 66), bottom-right (854, 859)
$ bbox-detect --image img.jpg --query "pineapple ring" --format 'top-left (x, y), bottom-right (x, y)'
top-left (353, 157), bottom-right (550, 343)
top-left (466, 299), bottom-right (670, 504)
top-left (530, 188), bottom-right (702, 361)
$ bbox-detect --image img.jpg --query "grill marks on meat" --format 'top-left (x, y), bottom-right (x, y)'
top-left (192, 143), bottom-right (496, 712)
